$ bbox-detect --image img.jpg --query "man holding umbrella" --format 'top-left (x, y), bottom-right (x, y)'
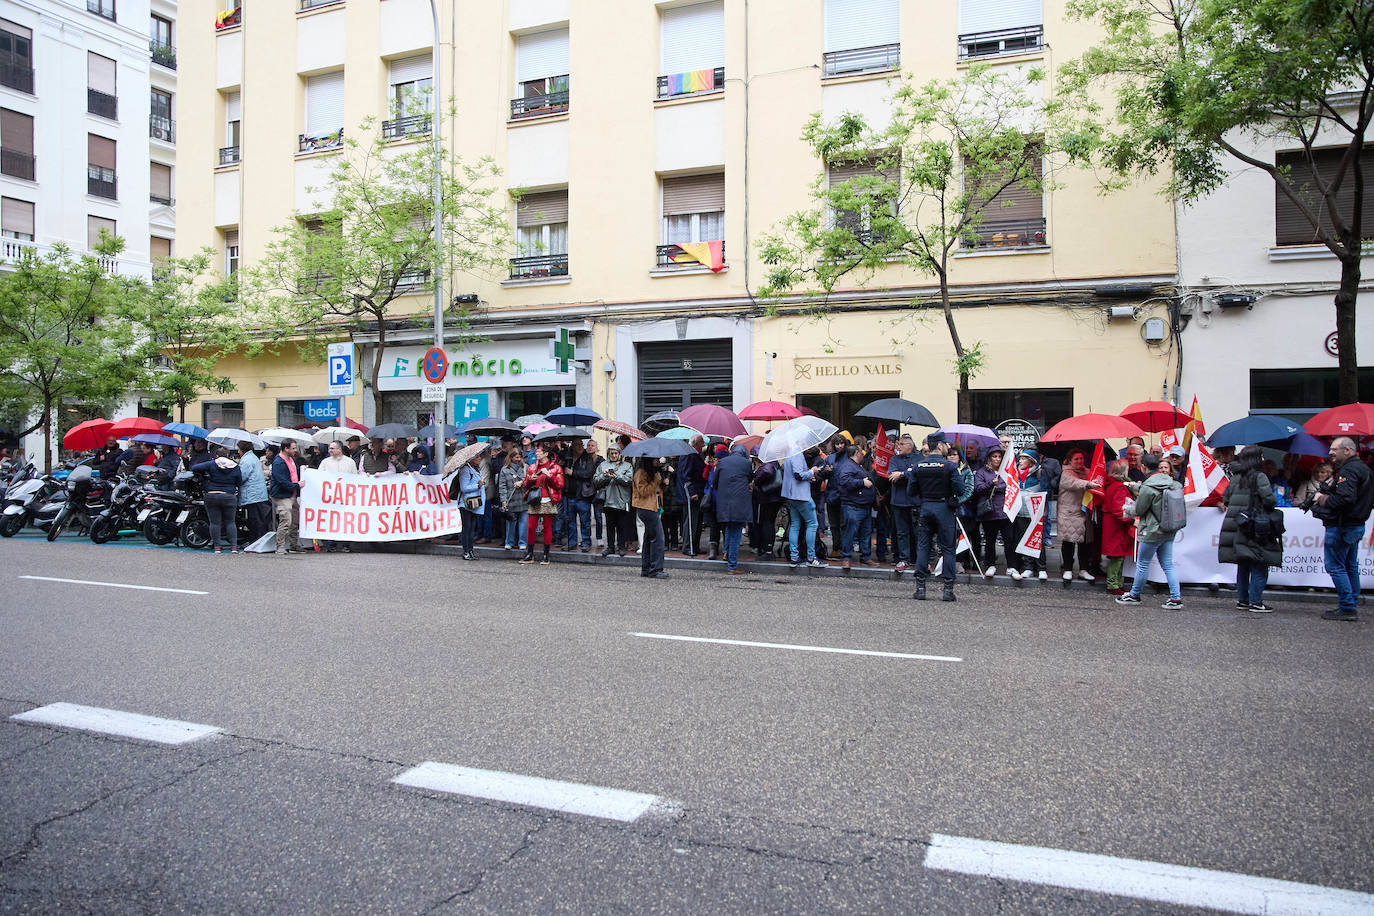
top-left (894, 434), bottom-right (960, 601)
top-left (676, 434), bottom-right (707, 557)
top-left (1313, 436), bottom-right (1373, 621)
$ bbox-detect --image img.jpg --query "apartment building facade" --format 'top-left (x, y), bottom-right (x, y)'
top-left (178, 0), bottom-right (1178, 436)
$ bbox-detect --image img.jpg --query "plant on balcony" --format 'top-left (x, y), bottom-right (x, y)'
top-left (758, 64), bottom-right (1092, 422)
top-left (243, 116), bottom-right (509, 420)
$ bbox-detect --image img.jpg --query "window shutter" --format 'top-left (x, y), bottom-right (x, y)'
top-left (87, 215), bottom-right (116, 250)
top-left (1, 109), bottom-right (32, 154)
top-left (305, 71), bottom-right (345, 135)
top-left (150, 236), bottom-right (171, 261)
top-left (226, 90), bottom-right (241, 122)
top-left (150, 162), bottom-right (172, 199)
top-left (958, 0), bottom-right (1041, 35)
top-left (825, 0), bottom-right (899, 52)
top-left (662, 173), bottom-right (725, 215)
top-left (0, 19), bottom-right (31, 40)
top-left (88, 52), bottom-right (116, 93)
top-left (389, 53), bottom-right (432, 86)
top-left (661, 1), bottom-right (724, 74)
top-left (2, 197), bottom-right (33, 236)
top-left (516, 190), bottom-right (568, 226)
top-left (967, 154), bottom-right (1043, 219)
top-left (1275, 147), bottom-right (1374, 245)
top-left (87, 134), bottom-right (116, 169)
top-left (514, 28), bottom-right (569, 83)
top-left (828, 158), bottom-right (882, 185)
top-left (224, 229), bottom-right (239, 248)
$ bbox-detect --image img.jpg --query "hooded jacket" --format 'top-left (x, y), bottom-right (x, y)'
top-left (1132, 471), bottom-right (1182, 543)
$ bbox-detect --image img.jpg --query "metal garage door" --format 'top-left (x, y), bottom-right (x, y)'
top-left (637, 339), bottom-right (733, 425)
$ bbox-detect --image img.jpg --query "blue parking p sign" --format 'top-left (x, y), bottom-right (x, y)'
top-left (327, 342), bottom-right (354, 396)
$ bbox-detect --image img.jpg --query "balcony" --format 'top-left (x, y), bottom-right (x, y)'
top-left (150, 192), bottom-right (173, 206)
top-left (150, 115), bottom-right (175, 143)
top-left (656, 242), bottom-right (726, 269)
top-left (218, 145), bottom-right (240, 166)
top-left (87, 165), bottom-right (117, 200)
top-left (150, 40), bottom-right (176, 70)
top-left (962, 217), bottom-right (1047, 250)
top-left (509, 253), bottom-right (568, 280)
top-left (823, 43), bottom-right (900, 77)
top-left (300, 0), bottom-right (342, 8)
top-left (299, 128), bottom-right (343, 154)
top-left (1, 236), bottom-right (34, 261)
top-left (215, 7), bottom-right (242, 30)
top-left (87, 88), bottom-right (117, 120)
top-left (86, 0), bottom-right (115, 21)
top-left (958, 26), bottom-right (1045, 61)
top-left (656, 66), bottom-right (724, 99)
top-left (382, 114), bottom-right (432, 141)
top-left (0, 58), bottom-right (33, 94)
top-left (510, 76), bottom-right (569, 120)
top-left (0, 148), bottom-right (34, 181)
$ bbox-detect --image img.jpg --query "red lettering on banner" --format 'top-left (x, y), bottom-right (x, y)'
top-left (303, 507), bottom-right (317, 526)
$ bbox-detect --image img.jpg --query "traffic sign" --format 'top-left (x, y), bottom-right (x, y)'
top-left (327, 342), bottom-right (354, 396)
top-left (421, 383), bottom-right (446, 403)
top-left (422, 347), bottom-right (448, 384)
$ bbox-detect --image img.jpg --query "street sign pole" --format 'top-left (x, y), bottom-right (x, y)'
top-left (428, 0), bottom-right (446, 476)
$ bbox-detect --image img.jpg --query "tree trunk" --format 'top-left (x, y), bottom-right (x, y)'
top-left (957, 373), bottom-right (971, 425)
top-left (178, 401), bottom-right (186, 424)
top-left (371, 321), bottom-right (386, 425)
top-left (1335, 254), bottom-right (1361, 404)
top-left (41, 404), bottom-right (52, 474)
top-left (939, 276), bottom-right (970, 423)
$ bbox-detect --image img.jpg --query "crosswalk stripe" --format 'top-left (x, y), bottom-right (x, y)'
top-left (11, 702), bottom-right (221, 745)
top-left (393, 761), bottom-right (664, 822)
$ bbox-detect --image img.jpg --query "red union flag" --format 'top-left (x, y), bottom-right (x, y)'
top-left (999, 444), bottom-right (1022, 517)
top-left (1160, 429), bottom-right (1180, 451)
top-left (1182, 440), bottom-right (1225, 506)
top-left (1083, 439), bottom-right (1106, 509)
top-left (1016, 492), bottom-right (1047, 556)
top-left (872, 425), bottom-right (893, 476)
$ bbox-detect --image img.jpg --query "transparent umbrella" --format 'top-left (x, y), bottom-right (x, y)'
top-left (757, 416), bottom-right (839, 464)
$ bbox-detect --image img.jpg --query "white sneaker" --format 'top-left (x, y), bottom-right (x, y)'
top-left (1062, 571), bottom-right (1073, 581)
top-left (1009, 568), bottom-right (1022, 580)
top-left (984, 568), bottom-right (996, 579)
top-left (1078, 570), bottom-right (1095, 582)
top-left (1037, 570), bottom-right (1048, 580)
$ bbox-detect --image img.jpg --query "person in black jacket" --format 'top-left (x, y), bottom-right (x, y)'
top-left (1313, 436), bottom-right (1373, 620)
top-left (893, 435), bottom-right (960, 601)
top-left (191, 447), bottom-right (244, 554)
top-left (675, 435), bottom-right (706, 556)
top-left (834, 445), bottom-right (875, 568)
top-left (886, 435), bottom-right (920, 573)
top-left (93, 437), bottom-right (122, 480)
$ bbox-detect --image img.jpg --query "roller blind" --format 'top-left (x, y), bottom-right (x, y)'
top-left (305, 71), bottom-right (345, 135)
top-left (87, 134), bottom-right (115, 169)
top-left (224, 229), bottom-right (239, 247)
top-left (661, 1), bottom-right (724, 74)
top-left (515, 28), bottom-right (569, 83)
top-left (516, 190), bottom-right (568, 226)
top-left (1, 109), bottom-right (32, 154)
top-left (825, 0), bottom-right (899, 52)
top-left (389, 53), bottom-right (431, 85)
top-left (966, 153), bottom-right (1043, 217)
top-left (662, 173), bottom-right (725, 215)
top-left (0, 18), bottom-right (31, 40)
top-left (1275, 146), bottom-right (1374, 245)
top-left (2, 197), bottom-right (33, 236)
top-left (88, 52), bottom-right (116, 93)
top-left (226, 90), bottom-right (240, 121)
top-left (958, 0), bottom-right (1041, 35)
top-left (87, 215), bottom-right (115, 250)
top-left (828, 157), bottom-right (882, 184)
top-left (150, 162), bottom-right (172, 199)
top-left (150, 236), bottom-right (171, 261)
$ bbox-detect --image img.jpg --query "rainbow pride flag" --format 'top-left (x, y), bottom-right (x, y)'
top-left (666, 69), bottom-right (717, 96)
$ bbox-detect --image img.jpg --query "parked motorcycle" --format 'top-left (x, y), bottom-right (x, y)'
top-left (89, 473), bottom-right (150, 544)
top-left (1, 466), bottom-right (63, 538)
top-left (45, 465), bottom-right (111, 541)
top-left (139, 468), bottom-right (194, 546)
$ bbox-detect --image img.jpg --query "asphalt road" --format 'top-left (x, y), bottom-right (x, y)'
top-left (1, 538), bottom-right (1371, 913)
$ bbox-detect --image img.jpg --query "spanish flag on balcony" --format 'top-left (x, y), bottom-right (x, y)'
top-left (670, 241), bottom-right (725, 272)
top-left (666, 69), bottom-right (716, 95)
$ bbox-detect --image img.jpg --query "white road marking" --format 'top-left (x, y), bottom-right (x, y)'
top-left (11, 702), bottom-right (221, 745)
top-left (393, 761), bottom-right (664, 822)
top-left (18, 575), bottom-right (207, 595)
top-left (630, 632), bottom-right (963, 663)
top-left (924, 833), bottom-right (1374, 916)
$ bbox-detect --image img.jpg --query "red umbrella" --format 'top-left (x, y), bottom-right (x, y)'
top-left (732, 433), bottom-right (765, 453)
top-left (1119, 400), bottom-right (1190, 433)
top-left (1040, 413), bottom-right (1147, 442)
top-left (108, 416), bottom-right (168, 438)
top-left (343, 417), bottom-right (368, 432)
top-left (593, 418), bottom-right (647, 441)
top-left (1306, 402), bottom-right (1374, 437)
top-left (797, 405), bottom-right (819, 417)
top-left (738, 400), bottom-right (802, 422)
top-left (62, 418), bottom-right (113, 451)
top-left (679, 404), bottom-right (747, 439)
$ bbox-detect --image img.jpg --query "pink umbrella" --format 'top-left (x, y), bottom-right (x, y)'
top-left (523, 422), bottom-right (557, 435)
top-left (738, 400), bottom-right (802, 422)
top-left (679, 404), bottom-right (747, 439)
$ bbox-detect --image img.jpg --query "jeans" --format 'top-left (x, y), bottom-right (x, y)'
top-left (722, 523), bottom-right (745, 569)
top-left (504, 509), bottom-right (529, 548)
top-left (638, 508), bottom-right (665, 575)
top-left (1324, 525), bottom-right (1363, 611)
top-left (569, 497), bottom-right (593, 548)
top-left (914, 503), bottom-right (957, 585)
top-left (1130, 538), bottom-right (1179, 600)
top-left (1235, 558), bottom-right (1269, 606)
top-left (875, 503), bottom-right (890, 559)
top-left (593, 501), bottom-right (604, 541)
top-left (890, 505), bottom-right (917, 564)
top-left (459, 507), bottom-right (479, 554)
top-left (272, 497), bottom-right (299, 552)
top-left (841, 504), bottom-right (872, 560)
top-left (786, 498), bottom-right (818, 563)
top-left (205, 492), bottom-right (238, 551)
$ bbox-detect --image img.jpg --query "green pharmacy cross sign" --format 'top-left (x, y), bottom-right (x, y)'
top-left (550, 328), bottom-right (575, 373)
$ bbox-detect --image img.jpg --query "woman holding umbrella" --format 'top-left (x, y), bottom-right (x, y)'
top-left (520, 443), bottom-right (564, 566)
top-left (1218, 445), bottom-right (1281, 612)
top-left (455, 449), bottom-right (485, 561)
top-left (1056, 448), bottom-right (1101, 582)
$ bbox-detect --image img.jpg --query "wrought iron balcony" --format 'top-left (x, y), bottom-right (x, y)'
top-left (150, 115), bottom-right (175, 143)
top-left (510, 76), bottom-right (569, 120)
top-left (150, 192), bottom-right (174, 206)
top-left (382, 114), bottom-right (432, 140)
top-left (0, 59), bottom-right (33, 94)
top-left (87, 165), bottom-right (117, 200)
top-left (656, 66), bottom-right (725, 99)
top-left (509, 253), bottom-right (568, 280)
top-left (299, 128), bottom-right (343, 153)
top-left (656, 242), bottom-right (726, 268)
top-left (149, 40), bottom-right (176, 70)
top-left (962, 217), bottom-right (1047, 249)
top-left (0, 148), bottom-right (34, 181)
top-left (958, 26), bottom-right (1045, 60)
top-left (218, 145), bottom-right (240, 166)
top-left (87, 88), bottom-right (117, 120)
top-left (86, 0), bottom-right (115, 21)
top-left (823, 43), bottom-right (900, 77)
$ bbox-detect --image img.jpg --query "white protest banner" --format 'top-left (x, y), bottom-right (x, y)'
top-left (1146, 507), bottom-right (1374, 589)
top-left (1015, 491), bottom-right (1047, 557)
top-left (298, 468), bottom-right (462, 541)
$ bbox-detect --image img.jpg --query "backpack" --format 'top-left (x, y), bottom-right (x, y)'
top-left (1158, 484), bottom-right (1187, 534)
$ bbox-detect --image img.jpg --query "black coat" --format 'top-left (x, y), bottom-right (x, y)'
top-left (1218, 472), bottom-right (1282, 567)
top-left (713, 447), bottom-right (754, 524)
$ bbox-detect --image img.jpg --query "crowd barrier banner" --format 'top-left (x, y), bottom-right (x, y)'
top-left (1146, 507), bottom-right (1374, 589)
top-left (298, 468), bottom-right (462, 541)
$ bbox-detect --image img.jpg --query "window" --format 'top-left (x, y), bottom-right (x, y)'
top-left (0, 108), bottom-right (34, 181)
top-left (1274, 146), bottom-right (1374, 246)
top-left (511, 189), bottom-right (569, 279)
top-left (962, 150), bottom-right (1046, 249)
top-left (968, 388), bottom-right (1072, 433)
top-left (828, 156), bottom-right (897, 243)
top-left (0, 19), bottom-right (33, 94)
top-left (797, 391), bottom-right (900, 436)
top-left (150, 89), bottom-right (174, 142)
top-left (385, 54), bottom-right (432, 139)
top-left (150, 235), bottom-right (171, 266)
top-left (87, 215), bottom-right (116, 251)
top-left (300, 0), bottom-right (344, 10)
top-left (958, 0), bottom-right (1043, 59)
top-left (149, 15), bottom-right (174, 69)
top-left (659, 173), bottom-right (725, 268)
top-left (224, 228), bottom-right (239, 276)
top-left (658, 2), bottom-right (724, 98)
top-left (512, 29), bottom-right (569, 119)
top-left (221, 91), bottom-right (241, 164)
top-left (150, 162), bottom-right (172, 206)
top-left (87, 134), bottom-right (117, 199)
top-left (277, 399), bottom-right (339, 428)
top-left (202, 401), bottom-right (244, 430)
top-left (87, 52), bottom-right (118, 119)
top-left (823, 0), bottom-right (899, 76)
top-left (1251, 368), bottom-right (1374, 418)
top-left (505, 389), bottom-right (576, 421)
top-left (302, 71), bottom-right (344, 152)
top-left (87, 0), bottom-right (116, 22)
top-left (1, 197), bottom-right (34, 241)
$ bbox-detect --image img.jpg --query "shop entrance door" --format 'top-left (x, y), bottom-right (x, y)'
top-left (796, 390), bottom-right (900, 437)
top-left (637, 339), bottom-right (733, 425)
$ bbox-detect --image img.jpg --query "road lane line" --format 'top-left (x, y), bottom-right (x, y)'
top-left (393, 762), bottom-right (663, 822)
top-left (11, 702), bottom-right (221, 745)
top-left (18, 575), bottom-right (207, 595)
top-left (630, 632), bottom-right (963, 663)
top-left (924, 833), bottom-right (1374, 915)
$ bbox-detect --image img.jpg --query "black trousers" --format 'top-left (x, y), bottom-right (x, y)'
top-left (244, 500), bottom-right (272, 542)
top-left (914, 504), bottom-right (957, 585)
top-left (638, 508), bottom-right (665, 575)
top-left (604, 506), bottom-right (634, 553)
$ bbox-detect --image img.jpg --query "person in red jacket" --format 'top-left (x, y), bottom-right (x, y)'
top-left (520, 444), bottom-right (564, 566)
top-left (1101, 459), bottom-right (1136, 596)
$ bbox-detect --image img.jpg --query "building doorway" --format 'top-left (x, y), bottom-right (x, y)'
top-left (637, 339), bottom-right (733, 424)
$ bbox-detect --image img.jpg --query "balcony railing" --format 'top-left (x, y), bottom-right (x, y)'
top-left (510, 76), bottom-right (569, 120)
top-left (962, 217), bottom-right (1047, 249)
top-left (86, 0), bottom-right (115, 21)
top-left (509, 253), bottom-right (568, 280)
top-left (300, 0), bottom-right (342, 9)
top-left (823, 43), bottom-right (900, 77)
top-left (150, 192), bottom-right (173, 206)
top-left (149, 40), bottom-right (176, 70)
top-left (87, 165), bottom-right (117, 200)
top-left (218, 145), bottom-right (240, 166)
top-left (0, 148), bottom-right (34, 181)
top-left (299, 128), bottom-right (343, 153)
top-left (656, 66), bottom-right (724, 99)
top-left (150, 115), bottom-right (175, 143)
top-left (958, 26), bottom-right (1045, 60)
top-left (0, 59), bottom-right (33, 94)
top-left (87, 88), bottom-right (117, 120)
top-left (215, 7), bottom-right (242, 30)
top-left (1, 236), bottom-right (34, 262)
top-left (656, 242), bottom-right (726, 269)
top-left (382, 114), bottom-right (432, 140)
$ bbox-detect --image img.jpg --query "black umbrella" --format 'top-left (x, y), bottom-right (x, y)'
top-left (366, 423), bottom-right (419, 439)
top-left (416, 423), bottom-right (462, 439)
top-left (622, 437), bottom-right (696, 459)
top-left (641, 410), bottom-right (681, 435)
top-left (532, 425), bottom-right (592, 443)
top-left (853, 398), bottom-right (940, 428)
top-left (460, 417), bottom-right (522, 437)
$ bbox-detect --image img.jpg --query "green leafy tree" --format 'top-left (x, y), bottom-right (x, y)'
top-left (758, 64), bottom-right (1092, 421)
top-left (0, 237), bottom-right (146, 471)
top-left (1060, 0), bottom-right (1374, 402)
top-left (245, 118), bottom-right (509, 420)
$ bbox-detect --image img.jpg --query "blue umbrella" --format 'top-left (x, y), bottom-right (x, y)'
top-left (656, 426), bottom-right (697, 440)
top-left (545, 406), bottom-right (602, 427)
top-left (132, 433), bottom-right (181, 447)
top-left (1206, 415), bottom-right (1304, 448)
top-left (162, 422), bottom-right (209, 439)
top-left (1286, 431), bottom-right (1330, 458)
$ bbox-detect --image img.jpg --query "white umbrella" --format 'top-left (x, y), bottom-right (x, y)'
top-left (207, 427), bottom-right (266, 450)
top-left (442, 440), bottom-right (490, 476)
top-left (257, 427), bottom-right (316, 448)
top-left (757, 415), bottom-right (839, 464)
top-left (312, 426), bottom-right (359, 444)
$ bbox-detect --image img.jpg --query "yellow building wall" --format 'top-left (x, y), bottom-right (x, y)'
top-left (190, 343), bottom-right (366, 434)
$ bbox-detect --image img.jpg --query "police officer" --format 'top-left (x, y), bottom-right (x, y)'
top-left (892, 433), bottom-right (959, 601)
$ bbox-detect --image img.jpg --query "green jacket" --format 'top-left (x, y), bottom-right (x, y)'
top-left (594, 458), bottom-right (634, 511)
top-left (1132, 471), bottom-right (1181, 543)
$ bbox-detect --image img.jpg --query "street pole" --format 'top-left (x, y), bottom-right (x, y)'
top-left (428, 0), bottom-right (446, 476)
